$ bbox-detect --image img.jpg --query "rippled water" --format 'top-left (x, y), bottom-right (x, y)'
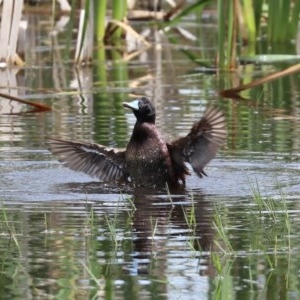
top-left (1, 6), bottom-right (300, 300)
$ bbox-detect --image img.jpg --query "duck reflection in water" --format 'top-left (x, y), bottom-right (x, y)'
top-left (129, 191), bottom-right (216, 277)
top-left (47, 97), bottom-right (227, 190)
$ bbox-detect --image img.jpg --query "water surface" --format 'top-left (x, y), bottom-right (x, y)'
top-left (1, 6), bottom-right (300, 300)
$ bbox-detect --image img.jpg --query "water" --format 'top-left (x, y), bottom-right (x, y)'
top-left (1, 6), bottom-right (300, 300)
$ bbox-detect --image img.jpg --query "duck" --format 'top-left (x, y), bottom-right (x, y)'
top-left (47, 97), bottom-right (227, 189)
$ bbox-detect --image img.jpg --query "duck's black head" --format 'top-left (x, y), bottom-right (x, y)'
top-left (123, 97), bottom-right (156, 124)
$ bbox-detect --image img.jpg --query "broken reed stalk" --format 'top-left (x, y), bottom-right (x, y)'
top-left (0, 92), bottom-right (51, 112)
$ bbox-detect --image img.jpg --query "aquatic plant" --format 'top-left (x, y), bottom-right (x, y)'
top-left (181, 193), bottom-right (201, 254)
top-left (104, 194), bottom-right (135, 252)
top-left (1, 203), bottom-right (21, 256)
top-left (213, 203), bottom-right (235, 254)
top-left (249, 179), bottom-right (292, 253)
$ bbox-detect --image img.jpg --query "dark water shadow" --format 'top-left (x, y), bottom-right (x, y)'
top-left (52, 180), bottom-right (189, 196)
top-left (52, 181), bottom-right (135, 195)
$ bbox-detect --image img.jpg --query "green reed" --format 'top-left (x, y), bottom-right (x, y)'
top-left (181, 193), bottom-right (201, 254)
top-left (103, 194), bottom-right (136, 254)
top-left (169, 0), bottom-right (300, 68)
top-left (2, 1), bottom-right (300, 66)
top-left (0, 203), bottom-right (21, 256)
top-left (94, 0), bottom-right (107, 42)
top-left (210, 180), bottom-right (294, 299)
top-left (213, 203), bottom-right (234, 254)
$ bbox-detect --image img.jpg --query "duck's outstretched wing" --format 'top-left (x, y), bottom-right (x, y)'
top-left (47, 138), bottom-right (129, 182)
top-left (169, 107), bottom-right (227, 177)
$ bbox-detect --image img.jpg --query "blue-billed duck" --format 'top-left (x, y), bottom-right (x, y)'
top-left (47, 97), bottom-right (227, 188)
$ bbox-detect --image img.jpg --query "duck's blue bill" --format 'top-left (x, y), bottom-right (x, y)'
top-left (123, 99), bottom-right (140, 111)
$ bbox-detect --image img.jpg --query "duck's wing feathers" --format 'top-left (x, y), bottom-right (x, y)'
top-left (170, 107), bottom-right (227, 177)
top-left (47, 138), bottom-right (128, 182)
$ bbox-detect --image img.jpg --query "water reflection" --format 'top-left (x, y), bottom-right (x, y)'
top-left (131, 191), bottom-right (215, 278)
top-left (0, 186), bottom-right (217, 299)
top-left (1, 4), bottom-right (300, 300)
